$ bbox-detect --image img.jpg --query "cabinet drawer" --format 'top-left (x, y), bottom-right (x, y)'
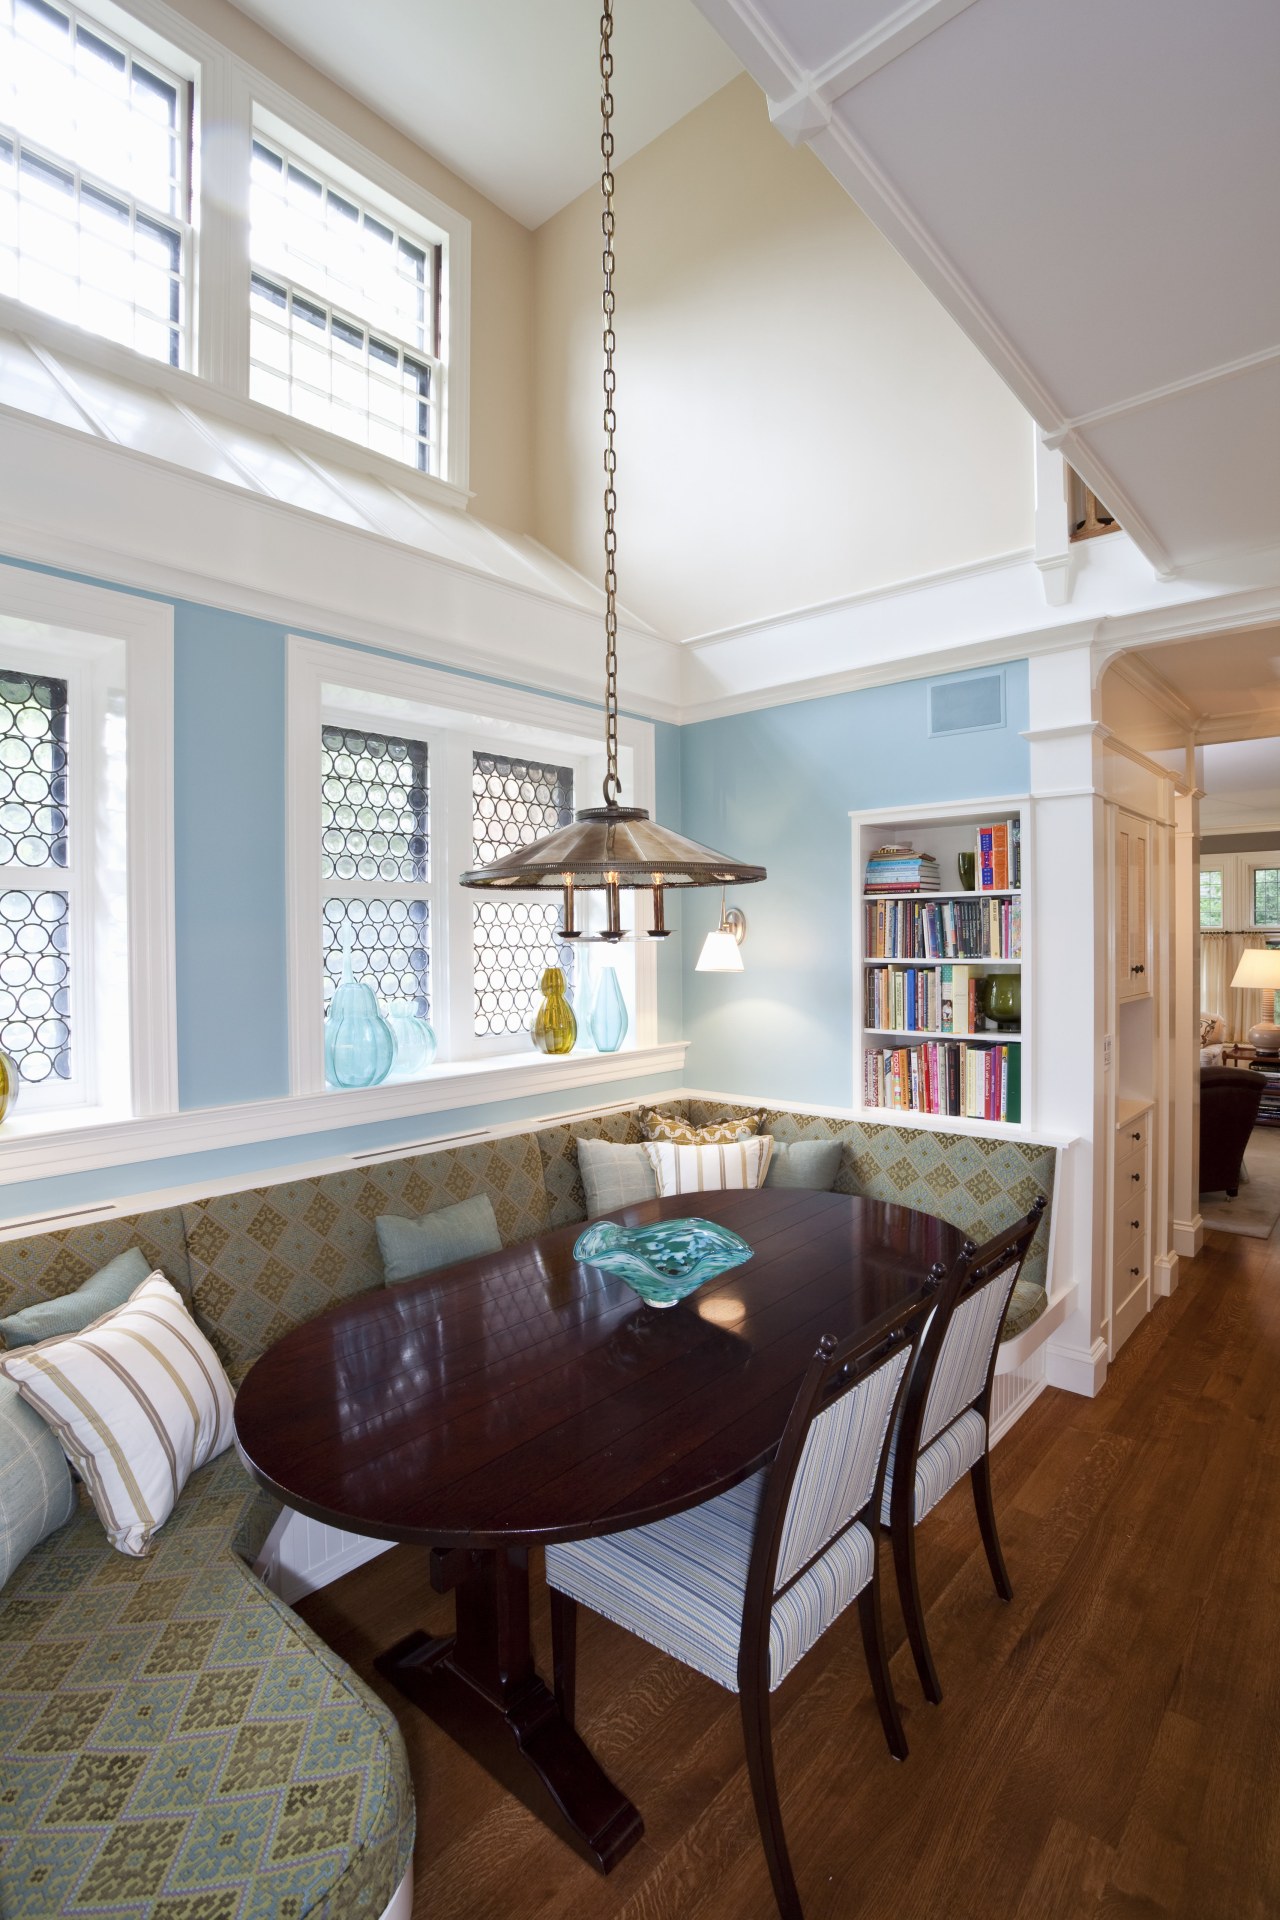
top-left (1117, 1149), bottom-right (1147, 1201)
top-left (1114, 1185), bottom-right (1148, 1253)
top-left (1117, 1115), bottom-right (1149, 1156)
top-left (1114, 1229), bottom-right (1147, 1295)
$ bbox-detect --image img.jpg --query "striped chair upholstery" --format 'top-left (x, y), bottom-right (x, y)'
top-left (882, 1199), bottom-right (1046, 1707)
top-left (547, 1348), bottom-right (907, 1693)
top-left (547, 1316), bottom-right (923, 1920)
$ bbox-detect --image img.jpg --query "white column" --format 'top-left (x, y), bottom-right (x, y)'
top-left (1025, 644), bottom-right (1108, 1395)
top-left (1170, 786), bottom-right (1204, 1258)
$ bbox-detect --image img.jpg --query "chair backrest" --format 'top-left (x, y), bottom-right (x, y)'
top-left (895, 1196), bottom-right (1047, 1479)
top-left (742, 1300), bottom-right (926, 1641)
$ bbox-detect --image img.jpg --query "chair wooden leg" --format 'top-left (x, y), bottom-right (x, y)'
top-left (891, 1510), bottom-right (943, 1706)
top-left (857, 1573), bottom-right (908, 1761)
top-left (971, 1451), bottom-right (1013, 1602)
top-left (739, 1672), bottom-right (804, 1920)
top-left (549, 1586), bottom-right (578, 1723)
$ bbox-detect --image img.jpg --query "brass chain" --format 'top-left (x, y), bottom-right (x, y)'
top-left (600, 0), bottom-right (621, 807)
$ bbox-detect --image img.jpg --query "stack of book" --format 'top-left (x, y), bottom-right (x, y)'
top-left (864, 964), bottom-right (985, 1034)
top-left (864, 845), bottom-right (941, 894)
top-left (975, 818), bottom-right (1021, 892)
top-left (863, 1041), bottom-right (1021, 1123)
top-left (1249, 1058), bottom-right (1280, 1127)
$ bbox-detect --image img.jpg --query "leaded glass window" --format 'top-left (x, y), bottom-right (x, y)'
top-left (0, 669), bottom-right (70, 1083)
top-left (321, 724), bottom-right (430, 1022)
top-left (1199, 868), bottom-right (1223, 930)
top-left (471, 752), bottom-right (574, 1039)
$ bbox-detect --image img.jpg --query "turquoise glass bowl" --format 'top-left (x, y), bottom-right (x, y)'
top-left (573, 1217), bottom-right (752, 1308)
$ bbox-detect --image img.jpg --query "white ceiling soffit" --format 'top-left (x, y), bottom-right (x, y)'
top-left (1128, 623), bottom-right (1280, 744)
top-left (691, 0), bottom-right (1280, 582)
top-left (229, 0), bottom-right (741, 229)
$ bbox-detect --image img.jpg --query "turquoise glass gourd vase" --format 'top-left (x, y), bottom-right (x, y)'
top-left (324, 926), bottom-right (395, 1089)
top-left (385, 1000), bottom-right (437, 1077)
top-left (588, 965), bottom-right (628, 1053)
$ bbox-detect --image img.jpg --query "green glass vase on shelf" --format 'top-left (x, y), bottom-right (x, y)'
top-left (980, 972), bottom-right (1021, 1032)
top-left (531, 966), bottom-right (577, 1055)
top-left (588, 964), bottom-right (628, 1053)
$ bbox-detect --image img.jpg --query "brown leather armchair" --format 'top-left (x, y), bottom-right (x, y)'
top-left (1199, 1066), bottom-right (1265, 1197)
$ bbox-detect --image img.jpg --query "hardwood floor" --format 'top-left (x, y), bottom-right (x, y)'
top-left (298, 1221), bottom-right (1280, 1920)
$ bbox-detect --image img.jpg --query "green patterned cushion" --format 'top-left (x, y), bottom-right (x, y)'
top-left (183, 1132), bottom-right (554, 1379)
top-left (377, 1193), bottom-right (502, 1285)
top-left (0, 1449), bottom-right (414, 1919)
top-left (0, 1211), bottom-right (191, 1330)
top-left (0, 1247), bottom-right (151, 1348)
top-left (1, 1377), bottom-right (75, 1591)
top-left (684, 1101), bottom-right (1056, 1335)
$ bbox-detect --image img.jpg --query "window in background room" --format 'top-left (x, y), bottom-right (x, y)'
top-left (0, 0), bottom-right (188, 365)
top-left (1253, 867), bottom-right (1280, 929)
top-left (320, 723), bottom-right (431, 1041)
top-left (470, 752), bottom-right (575, 1041)
top-left (250, 130), bottom-right (441, 472)
top-left (1199, 866), bottom-right (1224, 930)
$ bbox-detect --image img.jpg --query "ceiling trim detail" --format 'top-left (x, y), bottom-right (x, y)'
top-left (766, 0), bottom-right (981, 143)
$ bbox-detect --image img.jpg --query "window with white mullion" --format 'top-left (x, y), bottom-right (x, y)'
top-left (250, 131), bottom-right (442, 474)
top-left (0, 0), bottom-right (189, 366)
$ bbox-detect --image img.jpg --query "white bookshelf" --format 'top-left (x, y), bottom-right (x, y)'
top-left (851, 798), bottom-right (1033, 1132)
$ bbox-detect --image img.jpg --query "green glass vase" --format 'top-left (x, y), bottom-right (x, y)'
top-left (531, 967), bottom-right (577, 1055)
top-left (981, 972), bottom-right (1022, 1032)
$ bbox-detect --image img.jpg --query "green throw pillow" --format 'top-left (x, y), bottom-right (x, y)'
top-left (0, 1374), bottom-right (76, 1590)
top-left (763, 1140), bottom-right (843, 1191)
top-left (376, 1194), bottom-right (503, 1286)
top-left (0, 1246), bottom-right (152, 1349)
top-left (577, 1139), bottom-right (658, 1219)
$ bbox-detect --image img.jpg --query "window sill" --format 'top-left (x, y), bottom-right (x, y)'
top-left (0, 1043), bottom-right (689, 1195)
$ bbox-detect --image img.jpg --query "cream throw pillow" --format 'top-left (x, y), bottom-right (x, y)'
top-left (0, 1272), bottom-right (235, 1557)
top-left (644, 1136), bottom-right (774, 1197)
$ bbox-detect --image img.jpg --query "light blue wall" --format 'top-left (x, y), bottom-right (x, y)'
top-left (679, 664), bottom-right (1030, 1107)
top-left (0, 553), bottom-right (686, 1219)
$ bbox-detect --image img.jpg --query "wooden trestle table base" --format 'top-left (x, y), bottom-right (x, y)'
top-left (234, 1186), bottom-right (968, 1873)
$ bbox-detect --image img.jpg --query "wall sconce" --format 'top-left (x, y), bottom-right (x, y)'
top-left (696, 896), bottom-right (747, 973)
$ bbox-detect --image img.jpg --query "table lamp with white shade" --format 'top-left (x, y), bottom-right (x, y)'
top-left (1229, 946), bottom-right (1280, 1054)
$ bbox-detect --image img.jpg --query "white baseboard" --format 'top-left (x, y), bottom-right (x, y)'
top-left (1045, 1334), bottom-right (1108, 1398)
top-left (1154, 1251), bottom-right (1179, 1297)
top-left (254, 1506), bottom-right (393, 1605)
top-left (1172, 1213), bottom-right (1204, 1258)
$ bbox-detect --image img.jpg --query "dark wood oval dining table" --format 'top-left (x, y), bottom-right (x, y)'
top-left (234, 1185), bottom-right (969, 1877)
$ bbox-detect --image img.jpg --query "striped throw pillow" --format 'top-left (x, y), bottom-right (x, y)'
top-left (644, 1136), bottom-right (774, 1197)
top-left (0, 1273), bottom-right (235, 1557)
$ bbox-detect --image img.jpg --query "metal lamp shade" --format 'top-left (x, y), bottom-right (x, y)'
top-left (459, 806), bottom-right (766, 892)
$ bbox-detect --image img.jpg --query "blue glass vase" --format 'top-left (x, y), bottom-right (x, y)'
top-left (324, 927), bottom-right (394, 1089)
top-left (588, 966), bottom-right (628, 1053)
top-left (573, 1217), bottom-right (752, 1308)
top-left (386, 1000), bottom-right (437, 1076)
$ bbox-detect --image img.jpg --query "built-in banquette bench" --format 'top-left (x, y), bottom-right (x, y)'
top-left (0, 1100), bottom-right (1058, 1917)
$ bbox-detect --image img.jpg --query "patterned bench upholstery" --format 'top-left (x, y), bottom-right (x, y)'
top-left (0, 1449), bottom-right (413, 1919)
top-left (683, 1101), bottom-right (1056, 1341)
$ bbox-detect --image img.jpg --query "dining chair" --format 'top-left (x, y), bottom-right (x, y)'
top-left (882, 1195), bottom-right (1047, 1708)
top-left (546, 1306), bottom-right (923, 1920)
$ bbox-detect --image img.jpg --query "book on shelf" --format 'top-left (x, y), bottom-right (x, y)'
top-left (974, 816), bottom-right (1021, 892)
top-left (864, 843), bottom-right (941, 894)
top-left (864, 896), bottom-right (1021, 961)
top-left (862, 1039), bottom-right (1021, 1124)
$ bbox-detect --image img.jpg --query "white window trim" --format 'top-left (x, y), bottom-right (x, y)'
top-left (1200, 851), bottom-right (1280, 932)
top-left (0, 561), bottom-right (176, 1135)
top-left (0, 0), bottom-right (473, 507)
top-left (288, 636), bottom-right (659, 1099)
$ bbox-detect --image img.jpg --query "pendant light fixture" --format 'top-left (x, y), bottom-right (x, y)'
top-left (459, 0), bottom-right (764, 941)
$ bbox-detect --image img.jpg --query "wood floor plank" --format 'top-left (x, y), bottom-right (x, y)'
top-left (297, 1217), bottom-right (1280, 1920)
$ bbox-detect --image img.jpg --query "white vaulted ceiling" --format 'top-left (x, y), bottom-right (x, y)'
top-left (691, 0), bottom-right (1280, 582)
top-left (229, 0), bottom-right (741, 229)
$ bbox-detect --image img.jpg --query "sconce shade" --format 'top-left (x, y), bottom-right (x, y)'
top-left (696, 929), bottom-right (744, 973)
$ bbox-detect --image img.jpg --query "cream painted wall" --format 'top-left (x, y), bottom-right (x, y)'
top-left (532, 74), bottom-right (1034, 642)
top-left (178, 0), bottom-right (536, 534)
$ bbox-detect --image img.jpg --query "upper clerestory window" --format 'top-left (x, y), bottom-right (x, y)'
top-left (0, 0), bottom-right (188, 367)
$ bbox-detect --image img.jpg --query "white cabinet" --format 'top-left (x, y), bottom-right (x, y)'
top-left (1111, 1102), bottom-right (1152, 1352)
top-left (1116, 810), bottom-right (1152, 1002)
